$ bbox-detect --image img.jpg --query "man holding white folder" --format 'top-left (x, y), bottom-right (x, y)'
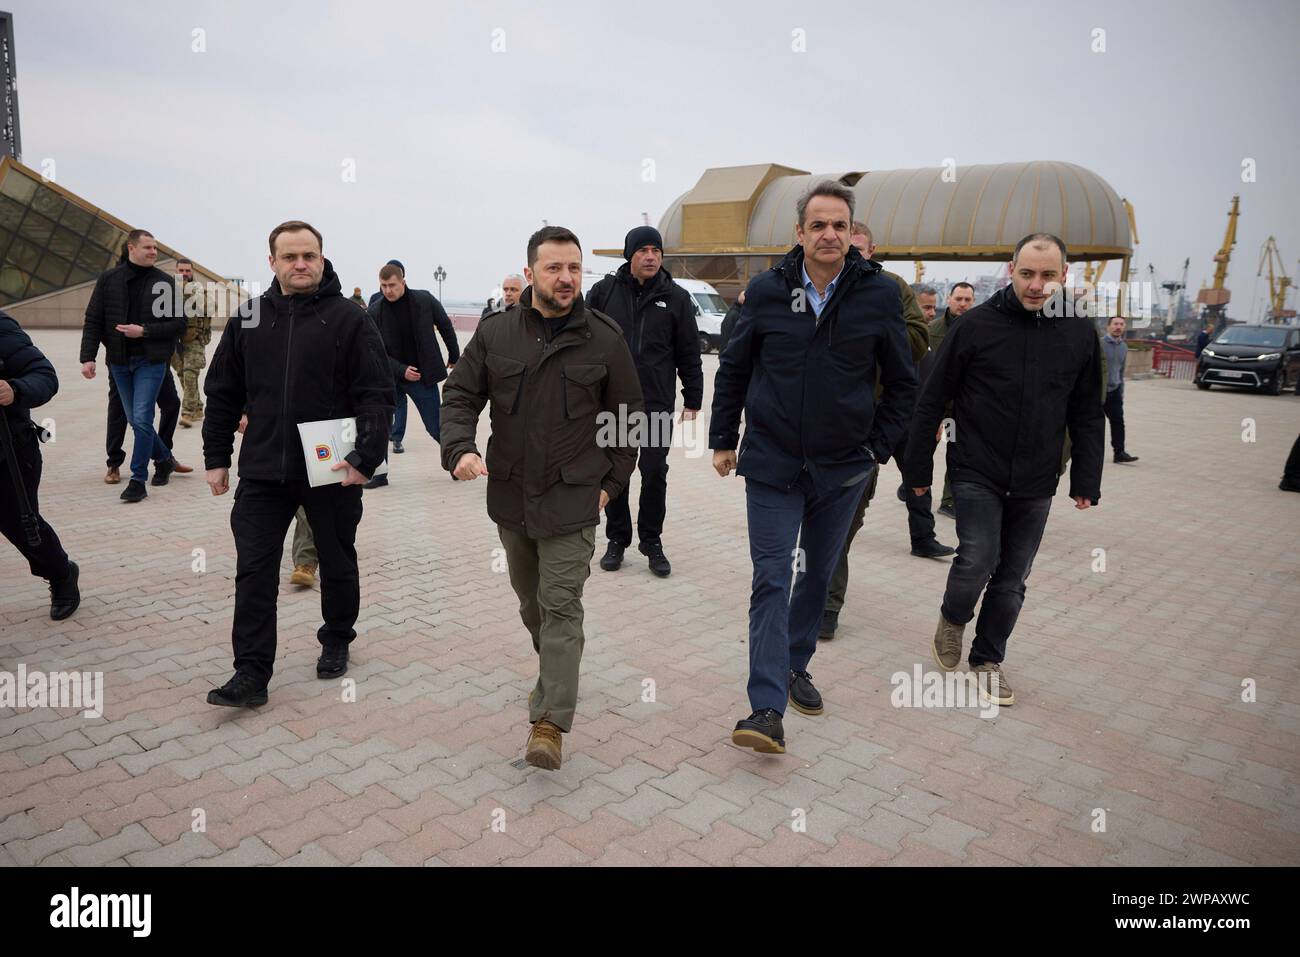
top-left (201, 220), bottom-right (394, 707)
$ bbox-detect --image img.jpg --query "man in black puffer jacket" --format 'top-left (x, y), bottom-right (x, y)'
top-left (202, 220), bottom-right (394, 708)
top-left (902, 233), bottom-right (1104, 708)
top-left (79, 229), bottom-right (189, 502)
top-left (1, 311), bottom-right (80, 619)
top-left (586, 225), bottom-right (702, 577)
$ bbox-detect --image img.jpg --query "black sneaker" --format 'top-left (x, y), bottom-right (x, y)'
top-left (392, 441), bottom-right (405, 454)
top-left (731, 709), bottom-right (785, 753)
top-left (317, 645), bottom-right (349, 679)
top-left (150, 457), bottom-right (175, 486)
top-left (911, 539), bottom-right (956, 559)
top-left (818, 612), bottom-right (838, 641)
top-left (207, 673), bottom-right (268, 708)
top-left (599, 542), bottom-right (625, 571)
top-left (937, 503), bottom-right (957, 519)
top-left (364, 474), bottom-right (389, 489)
top-left (120, 479), bottom-right (147, 503)
top-left (1114, 451), bottom-right (1139, 464)
top-left (640, 541), bottom-right (671, 577)
top-left (789, 670), bottom-right (824, 715)
top-left (49, 561), bottom-right (80, 621)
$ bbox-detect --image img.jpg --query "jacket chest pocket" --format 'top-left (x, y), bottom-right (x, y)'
top-left (486, 352), bottom-right (528, 414)
top-left (561, 363), bottom-right (606, 420)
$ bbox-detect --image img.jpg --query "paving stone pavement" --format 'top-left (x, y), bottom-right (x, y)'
top-left (2, 329), bottom-right (1298, 867)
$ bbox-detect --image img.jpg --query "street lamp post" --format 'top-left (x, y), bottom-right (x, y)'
top-left (434, 265), bottom-right (447, 302)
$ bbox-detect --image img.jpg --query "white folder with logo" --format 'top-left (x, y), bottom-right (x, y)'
top-left (296, 417), bottom-right (388, 488)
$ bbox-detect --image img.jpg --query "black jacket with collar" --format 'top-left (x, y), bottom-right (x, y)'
top-left (586, 263), bottom-right (703, 411)
top-left (901, 284), bottom-right (1104, 502)
top-left (202, 260), bottom-right (395, 481)
top-left (79, 262), bottom-right (188, 365)
top-left (709, 245), bottom-right (918, 494)
top-left (367, 287), bottom-right (461, 387)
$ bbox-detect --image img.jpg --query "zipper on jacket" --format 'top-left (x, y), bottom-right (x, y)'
top-left (560, 368), bottom-right (569, 418)
top-left (280, 302), bottom-right (295, 477)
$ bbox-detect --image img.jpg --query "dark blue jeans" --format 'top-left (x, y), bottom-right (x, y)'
top-left (391, 378), bottom-right (441, 444)
top-left (941, 482), bottom-right (1052, 666)
top-left (109, 358), bottom-right (170, 484)
top-left (745, 469), bottom-right (869, 714)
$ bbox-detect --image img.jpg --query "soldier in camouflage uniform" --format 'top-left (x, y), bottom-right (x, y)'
top-left (172, 259), bottom-right (212, 427)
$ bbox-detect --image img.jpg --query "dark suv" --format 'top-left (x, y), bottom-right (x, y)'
top-left (1196, 324), bottom-right (1300, 395)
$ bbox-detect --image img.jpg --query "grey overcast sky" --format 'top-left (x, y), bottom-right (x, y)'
top-left (13, 0), bottom-right (1300, 312)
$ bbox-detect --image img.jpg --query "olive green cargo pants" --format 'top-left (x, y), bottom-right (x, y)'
top-left (497, 524), bottom-right (596, 733)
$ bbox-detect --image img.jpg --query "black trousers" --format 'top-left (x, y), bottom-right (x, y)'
top-left (1283, 433), bottom-right (1300, 487)
top-left (605, 414), bottom-right (672, 547)
top-left (0, 435), bottom-right (71, 582)
top-left (228, 478), bottom-right (364, 686)
top-left (891, 430), bottom-right (937, 546)
top-left (1103, 386), bottom-right (1126, 454)
top-left (107, 368), bottom-right (179, 468)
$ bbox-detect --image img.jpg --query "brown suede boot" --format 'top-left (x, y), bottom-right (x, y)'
top-left (289, 563), bottom-right (317, 587)
top-left (525, 719), bottom-right (563, 770)
top-left (104, 466), bottom-right (120, 485)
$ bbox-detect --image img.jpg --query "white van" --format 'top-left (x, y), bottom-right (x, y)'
top-left (580, 272), bottom-right (729, 354)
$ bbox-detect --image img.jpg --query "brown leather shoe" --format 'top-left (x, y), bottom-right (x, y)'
top-left (104, 466), bottom-right (120, 485)
top-left (171, 459), bottom-right (194, 474)
top-left (179, 415), bottom-right (194, 428)
top-left (525, 719), bottom-right (563, 770)
top-left (290, 563), bottom-right (317, 587)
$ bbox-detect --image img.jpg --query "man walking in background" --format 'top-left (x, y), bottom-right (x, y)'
top-left (1102, 315), bottom-right (1139, 464)
top-left (173, 258), bottom-right (212, 428)
top-left (926, 281), bottom-right (976, 519)
top-left (441, 226), bottom-right (643, 770)
top-left (367, 261), bottom-right (460, 479)
top-left (80, 229), bottom-right (189, 502)
top-left (587, 225), bottom-right (702, 578)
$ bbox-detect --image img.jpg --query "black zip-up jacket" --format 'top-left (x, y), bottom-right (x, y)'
top-left (709, 245), bottom-right (917, 493)
top-left (367, 287), bottom-right (461, 387)
top-left (586, 263), bottom-right (703, 411)
top-left (79, 262), bottom-right (187, 365)
top-left (0, 311), bottom-right (58, 451)
top-left (202, 261), bottom-right (395, 481)
top-left (901, 284), bottom-right (1104, 502)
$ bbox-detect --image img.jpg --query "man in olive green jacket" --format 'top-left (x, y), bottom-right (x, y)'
top-left (441, 226), bottom-right (643, 772)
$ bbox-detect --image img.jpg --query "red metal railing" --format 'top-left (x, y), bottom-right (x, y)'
top-left (1138, 339), bottom-right (1198, 381)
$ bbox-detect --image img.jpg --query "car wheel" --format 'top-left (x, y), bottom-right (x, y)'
top-left (1196, 379), bottom-right (1211, 390)
top-left (1267, 373), bottom-right (1284, 396)
top-left (698, 332), bottom-right (712, 355)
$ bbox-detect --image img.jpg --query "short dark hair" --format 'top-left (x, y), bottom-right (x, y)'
top-left (1012, 232), bottom-right (1067, 264)
top-left (126, 229), bottom-right (154, 247)
top-left (951, 281), bottom-right (975, 294)
top-left (378, 263), bottom-right (403, 281)
top-left (527, 226), bottom-right (582, 266)
top-left (269, 220), bottom-right (323, 256)
top-left (176, 258), bottom-right (192, 267)
top-left (796, 180), bottom-right (855, 228)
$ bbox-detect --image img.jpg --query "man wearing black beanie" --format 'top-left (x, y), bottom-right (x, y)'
top-left (587, 225), bottom-right (702, 578)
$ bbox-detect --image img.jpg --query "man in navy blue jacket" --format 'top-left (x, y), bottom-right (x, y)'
top-left (710, 181), bottom-right (917, 753)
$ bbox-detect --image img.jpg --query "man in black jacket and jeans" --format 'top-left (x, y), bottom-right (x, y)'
top-left (1, 311), bottom-right (80, 620)
top-left (902, 233), bottom-right (1104, 707)
top-left (711, 182), bottom-right (917, 753)
top-left (366, 261), bottom-right (461, 485)
top-left (587, 226), bottom-right (702, 577)
top-left (202, 221), bottom-right (393, 707)
top-left (79, 230), bottom-right (189, 502)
